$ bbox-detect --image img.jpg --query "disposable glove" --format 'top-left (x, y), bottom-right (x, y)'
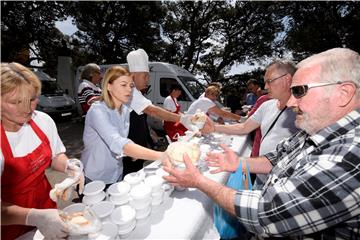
top-left (180, 114), bottom-right (199, 132)
top-left (66, 159), bottom-right (85, 195)
top-left (26, 208), bottom-right (68, 239)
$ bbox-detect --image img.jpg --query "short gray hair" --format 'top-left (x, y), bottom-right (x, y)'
top-left (297, 48), bottom-right (360, 90)
top-left (80, 63), bottom-right (100, 80)
top-left (266, 60), bottom-right (297, 76)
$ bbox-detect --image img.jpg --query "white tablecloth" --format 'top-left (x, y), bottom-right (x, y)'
top-left (20, 134), bottom-right (252, 240)
top-left (125, 134), bottom-right (252, 240)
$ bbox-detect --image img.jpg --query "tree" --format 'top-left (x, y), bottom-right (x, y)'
top-left (1, 1), bottom-right (68, 75)
top-left (67, 1), bottom-right (167, 66)
top-left (283, 1), bottom-right (360, 60)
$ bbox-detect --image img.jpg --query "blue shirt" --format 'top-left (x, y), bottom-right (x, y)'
top-left (81, 101), bottom-right (133, 184)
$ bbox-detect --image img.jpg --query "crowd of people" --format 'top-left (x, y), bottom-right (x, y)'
top-left (1, 47), bottom-right (359, 240)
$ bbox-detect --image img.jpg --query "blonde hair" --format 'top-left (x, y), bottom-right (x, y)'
top-left (205, 85), bottom-right (220, 97)
top-left (100, 66), bottom-right (131, 109)
top-left (1, 62), bottom-right (41, 105)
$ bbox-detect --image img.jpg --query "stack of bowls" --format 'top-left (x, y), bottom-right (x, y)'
top-left (124, 172), bottom-right (145, 187)
top-left (111, 205), bottom-right (136, 238)
top-left (82, 181), bottom-right (106, 205)
top-left (129, 184), bottom-right (152, 220)
top-left (107, 181), bottom-right (131, 206)
top-left (93, 222), bottom-right (118, 240)
top-left (90, 201), bottom-right (114, 222)
top-left (144, 175), bottom-right (164, 208)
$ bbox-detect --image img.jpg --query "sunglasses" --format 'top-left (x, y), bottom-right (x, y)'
top-left (290, 81), bottom-right (342, 99)
top-left (264, 73), bottom-right (287, 84)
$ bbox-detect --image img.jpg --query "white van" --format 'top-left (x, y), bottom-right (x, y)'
top-left (75, 62), bottom-right (205, 130)
top-left (33, 70), bottom-right (76, 119)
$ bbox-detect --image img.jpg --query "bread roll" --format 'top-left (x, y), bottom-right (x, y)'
top-left (166, 142), bottom-right (200, 165)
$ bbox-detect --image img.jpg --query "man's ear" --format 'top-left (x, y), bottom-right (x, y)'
top-left (337, 82), bottom-right (357, 107)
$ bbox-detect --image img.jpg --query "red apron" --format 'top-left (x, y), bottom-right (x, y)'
top-left (1, 119), bottom-right (57, 240)
top-left (163, 97), bottom-right (187, 142)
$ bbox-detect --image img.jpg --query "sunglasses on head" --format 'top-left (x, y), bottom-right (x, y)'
top-left (290, 81), bottom-right (342, 99)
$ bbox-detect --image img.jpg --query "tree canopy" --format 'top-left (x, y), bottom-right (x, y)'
top-left (1, 1), bottom-right (359, 80)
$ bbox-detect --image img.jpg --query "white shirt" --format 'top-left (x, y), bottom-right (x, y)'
top-left (81, 101), bottom-right (133, 184)
top-left (0, 111), bottom-right (66, 174)
top-left (187, 97), bottom-right (216, 115)
top-left (127, 88), bottom-right (152, 114)
top-left (163, 96), bottom-right (177, 112)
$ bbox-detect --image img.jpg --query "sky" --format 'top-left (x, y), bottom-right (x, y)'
top-left (55, 17), bottom-right (258, 75)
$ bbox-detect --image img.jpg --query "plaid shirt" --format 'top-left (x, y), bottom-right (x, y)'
top-left (234, 108), bottom-right (360, 239)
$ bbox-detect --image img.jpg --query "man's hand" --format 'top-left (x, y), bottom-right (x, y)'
top-left (206, 144), bottom-right (240, 174)
top-left (200, 116), bottom-right (215, 134)
top-left (26, 208), bottom-right (68, 239)
top-left (163, 153), bottom-right (203, 188)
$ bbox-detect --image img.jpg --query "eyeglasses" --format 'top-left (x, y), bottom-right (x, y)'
top-left (264, 73), bottom-right (287, 84)
top-left (290, 81), bottom-right (342, 99)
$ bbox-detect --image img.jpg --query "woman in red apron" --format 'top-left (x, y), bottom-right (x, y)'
top-left (1, 63), bottom-right (70, 240)
top-left (163, 84), bottom-right (188, 141)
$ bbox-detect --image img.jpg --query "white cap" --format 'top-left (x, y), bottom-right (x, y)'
top-left (126, 48), bottom-right (149, 73)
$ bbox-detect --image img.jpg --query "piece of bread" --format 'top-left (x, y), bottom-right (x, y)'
top-left (191, 112), bottom-right (207, 124)
top-left (166, 142), bottom-right (200, 165)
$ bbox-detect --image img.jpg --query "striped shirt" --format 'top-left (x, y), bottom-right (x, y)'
top-left (234, 108), bottom-right (360, 239)
top-left (78, 79), bottom-right (102, 115)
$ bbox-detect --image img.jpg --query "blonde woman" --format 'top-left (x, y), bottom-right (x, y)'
top-left (1, 62), bottom-right (72, 239)
top-left (81, 66), bottom-right (163, 186)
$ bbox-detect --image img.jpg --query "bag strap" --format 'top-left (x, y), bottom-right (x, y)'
top-left (261, 106), bottom-right (287, 142)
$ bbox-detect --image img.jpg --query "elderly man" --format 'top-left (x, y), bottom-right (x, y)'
top-left (164, 48), bottom-right (360, 239)
top-left (202, 60), bottom-right (299, 187)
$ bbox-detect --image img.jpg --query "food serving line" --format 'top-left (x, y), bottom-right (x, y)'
top-left (22, 133), bottom-right (251, 240)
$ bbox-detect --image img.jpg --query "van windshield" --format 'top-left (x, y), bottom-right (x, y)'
top-left (41, 81), bottom-right (64, 96)
top-left (178, 76), bottom-right (205, 99)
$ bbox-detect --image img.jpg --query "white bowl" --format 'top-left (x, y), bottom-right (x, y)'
top-left (82, 191), bottom-right (106, 206)
top-left (144, 175), bottom-right (164, 193)
top-left (129, 196), bottom-right (151, 209)
top-left (135, 206), bottom-right (151, 220)
top-left (130, 184), bottom-right (151, 200)
top-left (129, 198), bottom-right (151, 210)
top-left (110, 205), bottom-right (136, 226)
top-left (83, 181), bottom-right (106, 196)
top-left (162, 183), bottom-right (174, 201)
top-left (155, 168), bottom-right (169, 178)
top-left (90, 201), bottom-right (114, 220)
top-left (109, 194), bottom-right (130, 206)
top-left (107, 181), bottom-right (131, 197)
top-left (151, 197), bottom-right (163, 206)
top-left (63, 203), bottom-right (87, 214)
top-left (151, 189), bottom-right (164, 201)
top-left (124, 172), bottom-right (145, 186)
top-left (93, 221), bottom-right (118, 240)
top-left (118, 219), bottom-right (136, 235)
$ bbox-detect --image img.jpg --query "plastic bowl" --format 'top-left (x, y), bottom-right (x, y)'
top-left (90, 201), bottom-right (114, 219)
top-left (110, 205), bottom-right (136, 226)
top-left (83, 181), bottom-right (105, 196)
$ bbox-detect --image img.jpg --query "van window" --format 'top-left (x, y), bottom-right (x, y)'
top-left (178, 76), bottom-right (204, 99)
top-left (160, 78), bottom-right (191, 101)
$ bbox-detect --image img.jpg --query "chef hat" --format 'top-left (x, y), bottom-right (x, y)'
top-left (126, 48), bottom-right (149, 73)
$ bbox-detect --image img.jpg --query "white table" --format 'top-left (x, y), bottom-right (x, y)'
top-left (125, 134), bottom-right (252, 240)
top-left (22, 134), bottom-right (252, 240)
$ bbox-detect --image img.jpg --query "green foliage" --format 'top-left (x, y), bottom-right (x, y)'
top-left (1, 1), bottom-right (68, 76)
top-left (283, 1), bottom-right (360, 60)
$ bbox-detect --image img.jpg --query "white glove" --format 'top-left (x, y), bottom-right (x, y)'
top-left (26, 208), bottom-right (68, 239)
top-left (180, 114), bottom-right (199, 132)
top-left (66, 159), bottom-right (85, 195)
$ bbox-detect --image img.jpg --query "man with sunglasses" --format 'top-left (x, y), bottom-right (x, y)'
top-left (163, 48), bottom-right (360, 239)
top-left (201, 60), bottom-right (299, 188)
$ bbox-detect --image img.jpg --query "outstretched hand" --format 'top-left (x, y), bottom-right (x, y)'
top-left (200, 116), bottom-right (215, 134)
top-left (206, 144), bottom-right (240, 174)
top-left (163, 153), bottom-right (202, 188)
